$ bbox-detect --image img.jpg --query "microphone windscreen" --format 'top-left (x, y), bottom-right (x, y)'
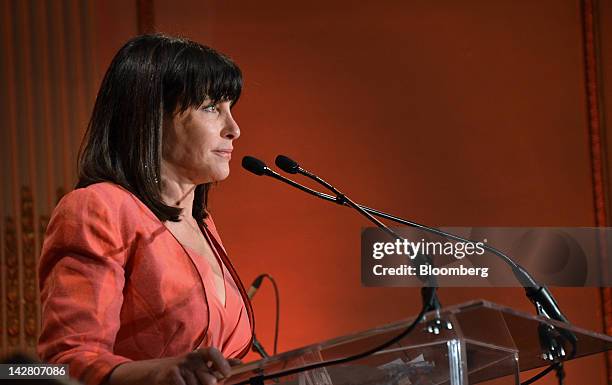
top-left (242, 156), bottom-right (268, 176)
top-left (275, 155), bottom-right (299, 174)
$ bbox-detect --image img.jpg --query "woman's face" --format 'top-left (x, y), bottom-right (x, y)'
top-left (161, 100), bottom-right (240, 184)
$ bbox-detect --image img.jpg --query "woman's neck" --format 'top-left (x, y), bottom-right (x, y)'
top-left (160, 164), bottom-right (197, 220)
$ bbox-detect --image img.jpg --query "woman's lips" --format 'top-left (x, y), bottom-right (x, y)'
top-left (213, 149), bottom-right (232, 160)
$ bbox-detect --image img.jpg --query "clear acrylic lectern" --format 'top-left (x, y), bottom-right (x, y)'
top-left (227, 300), bottom-right (612, 385)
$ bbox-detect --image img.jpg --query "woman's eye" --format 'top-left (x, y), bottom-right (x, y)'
top-left (202, 104), bottom-right (217, 112)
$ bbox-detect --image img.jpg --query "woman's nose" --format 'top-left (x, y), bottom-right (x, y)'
top-left (223, 114), bottom-right (240, 140)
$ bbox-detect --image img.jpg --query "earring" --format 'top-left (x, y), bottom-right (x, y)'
top-left (144, 165), bottom-right (159, 184)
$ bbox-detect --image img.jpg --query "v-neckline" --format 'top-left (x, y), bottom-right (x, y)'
top-left (198, 223), bottom-right (228, 309)
top-left (108, 183), bottom-right (230, 309)
top-left (163, 219), bottom-right (228, 309)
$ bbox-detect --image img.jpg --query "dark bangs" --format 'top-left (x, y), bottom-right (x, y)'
top-left (164, 41), bottom-right (243, 115)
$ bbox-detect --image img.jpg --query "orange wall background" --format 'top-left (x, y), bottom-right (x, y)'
top-left (93, 1), bottom-right (608, 384)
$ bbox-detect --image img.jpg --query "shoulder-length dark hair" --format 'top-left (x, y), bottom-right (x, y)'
top-left (77, 34), bottom-right (242, 222)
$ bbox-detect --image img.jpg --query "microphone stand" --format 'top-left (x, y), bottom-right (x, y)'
top-left (242, 156), bottom-right (575, 384)
top-left (273, 156), bottom-right (577, 371)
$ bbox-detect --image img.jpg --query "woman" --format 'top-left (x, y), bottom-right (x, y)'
top-left (38, 34), bottom-right (254, 385)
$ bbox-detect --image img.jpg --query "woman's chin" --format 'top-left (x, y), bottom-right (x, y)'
top-left (200, 169), bottom-right (230, 184)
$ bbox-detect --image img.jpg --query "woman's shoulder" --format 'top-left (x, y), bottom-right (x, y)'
top-left (62, 181), bottom-right (133, 201)
top-left (55, 182), bottom-right (156, 222)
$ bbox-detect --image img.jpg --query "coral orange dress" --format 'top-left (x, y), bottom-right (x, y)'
top-left (37, 182), bottom-right (254, 385)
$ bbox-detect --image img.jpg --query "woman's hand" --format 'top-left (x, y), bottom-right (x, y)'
top-left (107, 347), bottom-right (238, 385)
top-left (153, 348), bottom-right (231, 385)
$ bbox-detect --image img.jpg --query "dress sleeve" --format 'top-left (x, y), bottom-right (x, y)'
top-left (37, 188), bottom-right (132, 385)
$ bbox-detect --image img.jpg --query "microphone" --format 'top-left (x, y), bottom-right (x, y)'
top-left (242, 156), bottom-right (349, 204)
top-left (275, 155), bottom-right (299, 174)
top-left (242, 156), bottom-right (271, 176)
top-left (276, 155), bottom-right (341, 197)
